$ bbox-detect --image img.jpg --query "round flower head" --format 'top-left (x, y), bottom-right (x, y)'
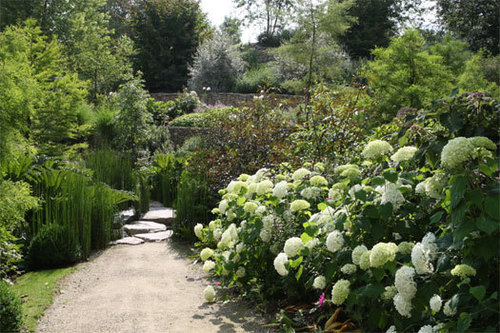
top-left (429, 294), bottom-right (442, 312)
top-left (273, 181), bottom-right (289, 199)
top-left (443, 299), bottom-right (457, 316)
top-left (331, 279), bottom-right (350, 305)
top-left (313, 276), bottom-right (326, 290)
top-left (386, 326), bottom-right (397, 333)
top-left (273, 253), bottom-right (289, 276)
top-left (213, 228), bottom-right (222, 240)
top-left (284, 237), bottom-right (304, 258)
top-left (256, 180), bottom-right (274, 195)
top-left (259, 229), bottom-right (271, 243)
top-left (326, 231), bottom-right (344, 253)
top-left (227, 180), bottom-right (247, 194)
top-left (305, 238), bottom-right (320, 249)
top-left (310, 175), bottom-right (328, 187)
top-left (362, 140), bottom-right (393, 160)
top-left (255, 205), bottom-right (266, 217)
top-left (219, 199), bottom-right (229, 214)
top-left (194, 223), bottom-right (203, 239)
top-left (391, 146), bottom-right (418, 162)
top-left (247, 183), bottom-right (257, 197)
top-left (211, 208), bottom-right (221, 215)
top-left (200, 248), bottom-right (214, 261)
top-left (203, 260), bottom-right (216, 272)
top-left (314, 162), bottom-right (325, 172)
top-left (292, 168), bottom-right (311, 181)
top-left (370, 242), bottom-right (398, 268)
top-left (359, 251), bottom-right (371, 270)
top-left (381, 286), bottom-right (397, 301)
top-left (236, 267), bottom-right (246, 278)
top-left (398, 241), bottom-right (414, 255)
top-left (341, 264), bottom-right (357, 275)
top-left (411, 243), bottom-right (434, 275)
top-left (376, 182), bottom-right (405, 209)
top-left (418, 325), bottom-right (433, 333)
top-left (352, 245), bottom-right (368, 265)
top-left (238, 173), bottom-right (250, 181)
top-left (243, 201), bottom-right (259, 214)
top-left (395, 266), bottom-right (417, 300)
top-left (393, 293), bottom-right (412, 317)
top-left (204, 286), bottom-right (215, 302)
top-left (441, 137), bottom-right (473, 169)
top-left (290, 199), bottom-right (311, 212)
top-left (451, 264), bottom-right (476, 279)
top-left (300, 187), bottom-right (322, 199)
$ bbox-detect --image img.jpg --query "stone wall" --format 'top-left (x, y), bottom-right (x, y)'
top-left (168, 126), bottom-right (212, 148)
top-left (152, 92), bottom-right (302, 107)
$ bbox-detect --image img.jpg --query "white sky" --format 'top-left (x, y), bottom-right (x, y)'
top-left (199, 0), bottom-right (260, 43)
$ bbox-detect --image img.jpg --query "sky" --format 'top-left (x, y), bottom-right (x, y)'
top-left (199, 0), bottom-right (259, 43)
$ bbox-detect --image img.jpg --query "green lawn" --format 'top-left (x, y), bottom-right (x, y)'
top-left (11, 267), bottom-right (77, 332)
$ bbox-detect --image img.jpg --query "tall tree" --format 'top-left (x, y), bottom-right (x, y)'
top-left (127, 0), bottom-right (209, 91)
top-left (436, 0), bottom-right (499, 55)
top-left (234, 0), bottom-right (294, 39)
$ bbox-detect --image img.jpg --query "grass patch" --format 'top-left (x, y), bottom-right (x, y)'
top-left (11, 267), bottom-right (77, 332)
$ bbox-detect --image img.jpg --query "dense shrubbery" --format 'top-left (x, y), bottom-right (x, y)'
top-left (168, 107), bottom-right (236, 127)
top-left (0, 281), bottom-right (23, 332)
top-left (193, 95), bottom-right (499, 331)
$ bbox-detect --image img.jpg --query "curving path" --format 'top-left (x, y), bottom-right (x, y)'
top-left (36, 241), bottom-right (269, 333)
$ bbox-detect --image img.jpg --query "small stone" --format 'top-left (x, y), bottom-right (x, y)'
top-left (135, 230), bottom-right (173, 242)
top-left (141, 208), bottom-right (176, 225)
top-left (112, 237), bottom-right (145, 245)
top-left (123, 221), bottom-right (167, 235)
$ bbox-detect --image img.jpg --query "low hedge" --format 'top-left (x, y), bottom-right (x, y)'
top-left (169, 107), bottom-right (237, 128)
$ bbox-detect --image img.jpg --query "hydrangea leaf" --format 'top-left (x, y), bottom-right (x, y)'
top-left (358, 283), bottom-right (384, 298)
top-left (479, 157), bottom-right (498, 177)
top-left (295, 266), bottom-right (303, 281)
top-left (430, 210), bottom-right (444, 225)
top-left (476, 216), bottom-right (498, 235)
top-left (383, 170), bottom-right (398, 183)
top-left (450, 174), bottom-right (467, 209)
top-left (456, 312), bottom-right (472, 333)
top-left (237, 196), bottom-right (246, 205)
top-left (371, 176), bottom-right (386, 186)
top-left (317, 202), bottom-right (327, 211)
top-left (484, 196), bottom-right (500, 220)
top-left (469, 285), bottom-right (486, 301)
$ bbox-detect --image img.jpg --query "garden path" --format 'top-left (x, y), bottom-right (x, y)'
top-left (36, 209), bottom-right (270, 332)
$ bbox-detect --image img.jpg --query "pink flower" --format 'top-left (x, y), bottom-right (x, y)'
top-left (317, 292), bottom-right (325, 307)
top-left (326, 197), bottom-right (332, 201)
top-left (216, 282), bottom-right (221, 286)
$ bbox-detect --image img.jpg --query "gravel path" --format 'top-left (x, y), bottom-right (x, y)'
top-left (36, 241), bottom-right (269, 333)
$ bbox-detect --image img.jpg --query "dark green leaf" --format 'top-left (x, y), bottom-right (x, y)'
top-left (372, 268), bottom-right (385, 282)
top-left (355, 189), bottom-right (367, 201)
top-left (450, 203), bottom-right (467, 227)
top-left (484, 196), bottom-right (499, 220)
top-left (476, 216), bottom-right (498, 235)
top-left (383, 170), bottom-right (398, 183)
top-left (295, 266), bottom-right (303, 281)
top-left (364, 205), bottom-right (379, 218)
top-left (378, 203), bottom-right (393, 220)
top-left (456, 312), bottom-right (472, 333)
top-left (465, 190), bottom-right (482, 208)
top-left (430, 210), bottom-right (444, 224)
top-left (436, 254), bottom-right (451, 272)
top-left (479, 157), bottom-right (498, 177)
top-left (450, 175), bottom-right (467, 209)
top-left (371, 176), bottom-right (386, 186)
top-left (359, 283), bottom-right (385, 298)
top-left (469, 285), bottom-right (486, 301)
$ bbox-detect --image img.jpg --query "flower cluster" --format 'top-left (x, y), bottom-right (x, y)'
top-left (362, 140), bottom-right (393, 160)
top-left (390, 146), bottom-right (418, 162)
top-left (331, 279), bottom-right (350, 305)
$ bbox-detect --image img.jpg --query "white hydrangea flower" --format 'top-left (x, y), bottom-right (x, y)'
top-left (203, 285), bottom-right (215, 302)
top-left (236, 266), bottom-right (246, 278)
top-left (443, 299), bottom-right (457, 316)
top-left (411, 243), bottom-right (434, 275)
top-left (292, 168), bottom-right (311, 181)
top-left (331, 279), bottom-right (350, 305)
top-left (370, 242), bottom-right (398, 268)
top-left (243, 201), bottom-right (258, 214)
top-left (256, 180), bottom-right (274, 195)
top-left (200, 248), bottom-right (214, 261)
top-left (203, 260), bottom-right (216, 272)
top-left (386, 325), bottom-right (397, 333)
top-left (313, 276), bottom-right (326, 289)
top-left (430, 294), bottom-right (442, 312)
top-left (362, 140), bottom-right (393, 160)
top-left (422, 233), bottom-right (438, 259)
top-left (259, 229), bottom-right (272, 243)
top-left (284, 237), bottom-right (304, 258)
top-left (273, 253), bottom-right (289, 276)
top-left (381, 286), bottom-right (397, 301)
top-left (255, 205), bottom-right (267, 217)
top-left (273, 181), bottom-right (289, 199)
top-left (393, 293), bottom-right (413, 317)
top-left (270, 243), bottom-right (280, 255)
top-left (213, 228), bottom-right (222, 240)
top-left (326, 231), bottom-right (344, 253)
top-left (301, 186), bottom-right (322, 199)
top-left (398, 241), bottom-right (414, 255)
top-left (391, 146), bottom-right (418, 162)
top-left (238, 174), bottom-right (250, 181)
top-left (194, 223), bottom-right (203, 239)
top-left (219, 199), bottom-right (229, 214)
top-left (359, 251), bottom-right (371, 270)
top-left (376, 182), bottom-right (405, 209)
top-left (348, 184), bottom-right (364, 199)
top-left (227, 180), bottom-right (247, 194)
top-left (352, 245), bottom-right (368, 265)
top-left (341, 264), bottom-right (357, 275)
top-left (236, 243), bottom-right (244, 253)
top-left (255, 168), bottom-right (269, 181)
top-left (451, 264), bottom-right (477, 279)
top-left (441, 137), bottom-right (473, 169)
top-left (208, 220), bottom-right (217, 231)
top-left (262, 215), bottom-right (274, 229)
top-left (310, 175), bottom-right (328, 187)
top-left (290, 200), bottom-right (311, 212)
top-left (246, 183), bottom-right (257, 197)
top-left (395, 266), bottom-right (417, 300)
top-left (418, 325), bottom-right (433, 333)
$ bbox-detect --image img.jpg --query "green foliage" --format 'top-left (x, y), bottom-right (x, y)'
top-left (235, 64), bottom-right (277, 93)
top-left (436, 0), bottom-right (499, 55)
top-left (27, 224), bottom-right (82, 270)
top-left (458, 53), bottom-right (500, 98)
top-left (220, 16), bottom-right (242, 44)
top-left (169, 107), bottom-right (236, 127)
top-left (188, 32), bottom-right (245, 93)
top-left (150, 154), bottom-right (186, 207)
top-left (128, 0), bottom-right (209, 91)
top-left (133, 168), bottom-right (151, 215)
top-left (174, 168), bottom-right (214, 239)
top-left (86, 149), bottom-right (134, 191)
top-left (429, 34), bottom-right (470, 77)
top-left (366, 29), bottom-right (454, 119)
top-left (0, 281), bottom-right (23, 333)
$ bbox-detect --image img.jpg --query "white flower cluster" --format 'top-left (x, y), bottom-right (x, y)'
top-left (429, 294), bottom-right (442, 312)
top-left (290, 199), bottom-right (310, 212)
top-left (203, 285), bottom-right (215, 302)
top-left (411, 233), bottom-right (437, 275)
top-left (391, 146), bottom-right (418, 162)
top-left (326, 231), bottom-right (344, 253)
top-left (393, 266), bottom-right (417, 317)
top-left (203, 260), bottom-right (216, 272)
top-left (284, 237), bottom-right (304, 258)
top-left (415, 173), bottom-right (446, 199)
top-left (352, 245), bottom-right (368, 266)
top-left (292, 168), bottom-right (311, 181)
top-left (376, 182), bottom-right (405, 209)
top-left (341, 264), bottom-right (357, 275)
top-left (331, 279), bottom-right (350, 305)
top-left (370, 242), bottom-right (398, 268)
top-left (256, 180), bottom-right (273, 195)
top-left (362, 140), bottom-right (393, 160)
top-left (200, 248), bottom-right (214, 261)
top-left (219, 223), bottom-right (238, 248)
top-left (310, 175), bottom-right (328, 187)
top-left (300, 186), bottom-right (323, 199)
top-left (273, 253), bottom-right (289, 276)
top-left (273, 181), bottom-right (289, 199)
top-left (441, 137), bottom-right (473, 169)
top-left (194, 223), bottom-right (203, 240)
top-left (313, 275), bottom-right (326, 289)
top-left (451, 264), bottom-right (476, 279)
top-left (335, 164), bottom-right (361, 179)
top-left (443, 299), bottom-right (457, 316)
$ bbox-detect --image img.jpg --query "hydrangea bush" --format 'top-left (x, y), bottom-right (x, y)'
top-left (195, 135), bottom-right (499, 331)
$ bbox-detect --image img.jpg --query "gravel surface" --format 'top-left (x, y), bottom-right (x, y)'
top-left (36, 241), bottom-right (270, 333)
